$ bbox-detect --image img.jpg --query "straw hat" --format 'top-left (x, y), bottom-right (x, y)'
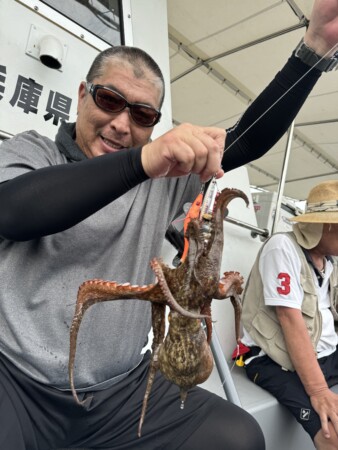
top-left (290, 180), bottom-right (338, 223)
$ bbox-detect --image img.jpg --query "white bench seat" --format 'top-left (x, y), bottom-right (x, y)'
top-left (201, 363), bottom-right (314, 450)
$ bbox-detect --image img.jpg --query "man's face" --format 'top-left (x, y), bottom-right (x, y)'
top-left (318, 223), bottom-right (338, 256)
top-left (75, 62), bottom-right (162, 158)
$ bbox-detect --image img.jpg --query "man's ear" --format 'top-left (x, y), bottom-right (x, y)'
top-left (77, 82), bottom-right (87, 114)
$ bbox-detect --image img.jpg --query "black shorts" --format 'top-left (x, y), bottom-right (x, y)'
top-left (245, 349), bottom-right (338, 440)
top-left (0, 351), bottom-right (264, 450)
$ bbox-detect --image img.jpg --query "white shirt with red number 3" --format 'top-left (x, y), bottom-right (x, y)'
top-left (259, 234), bottom-right (303, 309)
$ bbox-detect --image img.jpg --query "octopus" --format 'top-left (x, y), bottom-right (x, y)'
top-left (68, 186), bottom-right (248, 437)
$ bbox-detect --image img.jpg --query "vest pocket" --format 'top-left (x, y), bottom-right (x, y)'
top-left (301, 290), bottom-right (317, 321)
top-left (252, 310), bottom-right (278, 339)
top-left (252, 310), bottom-right (288, 352)
top-left (252, 309), bottom-right (296, 369)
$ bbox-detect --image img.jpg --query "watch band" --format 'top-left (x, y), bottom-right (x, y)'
top-left (295, 38), bottom-right (338, 72)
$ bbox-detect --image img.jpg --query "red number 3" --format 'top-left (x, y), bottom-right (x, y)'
top-left (277, 273), bottom-right (291, 295)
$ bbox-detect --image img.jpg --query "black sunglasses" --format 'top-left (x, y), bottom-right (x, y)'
top-left (86, 82), bottom-right (161, 128)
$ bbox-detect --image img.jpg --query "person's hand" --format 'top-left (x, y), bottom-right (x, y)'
top-left (305, 0), bottom-right (338, 57)
top-left (310, 388), bottom-right (338, 439)
top-left (141, 123), bottom-right (226, 182)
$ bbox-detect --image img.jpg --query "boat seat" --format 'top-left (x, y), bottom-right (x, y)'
top-left (202, 361), bottom-right (338, 450)
top-left (230, 365), bottom-right (314, 450)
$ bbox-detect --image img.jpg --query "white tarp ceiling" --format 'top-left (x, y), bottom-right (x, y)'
top-left (167, 0), bottom-right (338, 201)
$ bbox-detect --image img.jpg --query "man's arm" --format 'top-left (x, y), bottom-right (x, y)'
top-left (276, 306), bottom-right (338, 439)
top-left (0, 124), bottom-right (224, 241)
top-left (222, 0), bottom-right (338, 172)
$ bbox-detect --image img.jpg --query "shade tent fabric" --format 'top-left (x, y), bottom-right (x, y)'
top-left (168, 0), bottom-right (338, 201)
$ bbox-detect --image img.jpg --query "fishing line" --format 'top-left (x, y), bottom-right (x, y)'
top-left (230, 343), bottom-right (240, 372)
top-left (223, 42), bottom-right (338, 156)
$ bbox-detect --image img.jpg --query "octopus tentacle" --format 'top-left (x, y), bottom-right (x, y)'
top-left (69, 279), bottom-right (165, 403)
top-left (185, 220), bottom-right (205, 286)
top-left (214, 271), bottom-right (244, 344)
top-left (69, 296), bottom-right (97, 405)
top-left (230, 294), bottom-right (243, 344)
top-left (150, 258), bottom-right (208, 319)
top-left (138, 302), bottom-right (166, 437)
top-left (200, 303), bottom-right (212, 344)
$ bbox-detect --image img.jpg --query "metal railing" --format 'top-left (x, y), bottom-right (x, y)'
top-left (0, 130), bottom-right (13, 140)
top-left (225, 216), bottom-right (270, 239)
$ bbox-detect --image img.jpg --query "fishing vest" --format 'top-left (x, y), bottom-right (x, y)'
top-left (242, 232), bottom-right (338, 371)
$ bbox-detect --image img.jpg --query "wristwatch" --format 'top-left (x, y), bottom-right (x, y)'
top-left (295, 38), bottom-right (338, 72)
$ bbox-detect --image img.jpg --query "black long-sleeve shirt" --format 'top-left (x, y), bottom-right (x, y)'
top-left (0, 53), bottom-right (321, 241)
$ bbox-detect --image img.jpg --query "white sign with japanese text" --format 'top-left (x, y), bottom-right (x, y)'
top-left (0, 0), bottom-right (102, 139)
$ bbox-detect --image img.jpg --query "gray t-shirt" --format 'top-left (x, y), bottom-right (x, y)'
top-left (0, 129), bottom-right (200, 390)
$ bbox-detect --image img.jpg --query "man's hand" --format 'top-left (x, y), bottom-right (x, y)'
top-left (141, 123), bottom-right (226, 182)
top-left (305, 0), bottom-right (338, 57)
top-left (276, 306), bottom-right (338, 441)
top-left (310, 389), bottom-right (338, 439)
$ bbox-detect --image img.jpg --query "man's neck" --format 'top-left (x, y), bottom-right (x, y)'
top-left (308, 248), bottom-right (326, 272)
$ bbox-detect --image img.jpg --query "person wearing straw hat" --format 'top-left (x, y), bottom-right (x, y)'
top-left (241, 180), bottom-right (338, 449)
